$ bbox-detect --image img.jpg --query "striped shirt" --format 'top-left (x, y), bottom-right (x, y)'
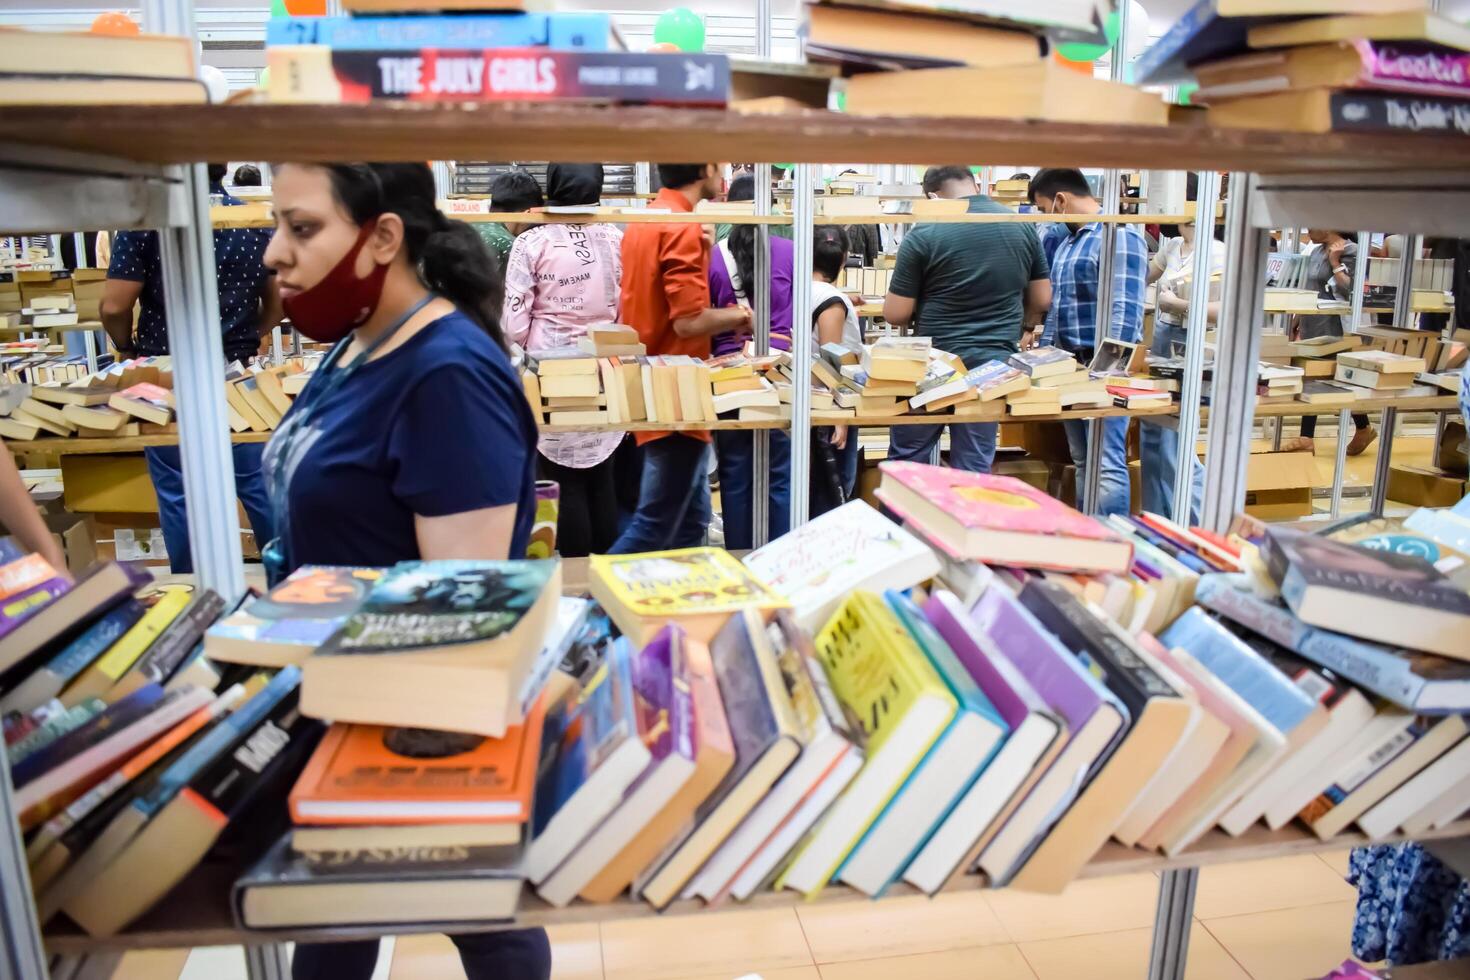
top-left (1043, 222), bottom-right (1148, 353)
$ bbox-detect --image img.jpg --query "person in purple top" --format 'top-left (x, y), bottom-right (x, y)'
top-left (708, 175), bottom-right (794, 548)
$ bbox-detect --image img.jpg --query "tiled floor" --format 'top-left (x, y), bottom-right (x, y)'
top-left (120, 850), bottom-right (1372, 980)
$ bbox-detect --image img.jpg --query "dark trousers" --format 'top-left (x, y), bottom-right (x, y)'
top-left (608, 434), bottom-right (710, 554)
top-left (143, 443), bottom-right (275, 574)
top-left (1300, 413), bottom-right (1369, 438)
top-left (291, 929), bottom-right (551, 980)
top-left (834, 430), bottom-right (860, 499)
top-left (714, 429), bottom-right (791, 551)
top-left (538, 454), bottom-right (619, 557)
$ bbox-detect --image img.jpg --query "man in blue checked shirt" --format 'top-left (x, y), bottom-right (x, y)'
top-left (1028, 168), bottom-right (1149, 517)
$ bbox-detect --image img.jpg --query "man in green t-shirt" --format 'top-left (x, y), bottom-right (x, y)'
top-left (476, 169), bottom-right (544, 272)
top-left (882, 165), bottom-right (1052, 473)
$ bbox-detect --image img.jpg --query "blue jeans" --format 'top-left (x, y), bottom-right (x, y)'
top-left (834, 429), bottom-right (860, 499)
top-left (1139, 322), bottom-right (1205, 523)
top-left (888, 422), bottom-right (998, 474)
top-left (144, 443), bottom-right (275, 575)
top-left (608, 435), bottom-right (711, 554)
top-left (1063, 416), bottom-right (1131, 517)
top-left (714, 429), bottom-right (790, 551)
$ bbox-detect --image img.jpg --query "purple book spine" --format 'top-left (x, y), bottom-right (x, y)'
top-left (0, 577), bottom-right (71, 640)
top-left (924, 592), bottom-right (1036, 730)
top-left (628, 626), bottom-right (696, 780)
top-left (1357, 40), bottom-right (1470, 99)
top-left (967, 587), bottom-right (1104, 731)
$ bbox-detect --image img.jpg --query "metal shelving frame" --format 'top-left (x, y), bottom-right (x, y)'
top-left (3, 6), bottom-right (1470, 980)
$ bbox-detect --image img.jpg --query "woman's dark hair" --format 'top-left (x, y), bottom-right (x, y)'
top-left (488, 170), bottom-right (543, 214)
top-left (323, 163), bottom-right (506, 349)
top-left (233, 164), bottom-right (262, 187)
top-left (726, 174), bottom-right (755, 203)
top-left (814, 226), bottom-right (848, 281)
top-left (546, 163), bottom-right (603, 207)
top-left (723, 174), bottom-right (775, 301)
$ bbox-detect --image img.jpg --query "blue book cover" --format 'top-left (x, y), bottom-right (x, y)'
top-left (266, 13), bottom-right (613, 51)
top-left (1196, 573), bottom-right (1470, 714)
top-left (1133, 0), bottom-right (1315, 86)
top-left (0, 599), bottom-right (146, 716)
top-left (1160, 607), bottom-right (1316, 734)
top-left (835, 590), bottom-right (1008, 894)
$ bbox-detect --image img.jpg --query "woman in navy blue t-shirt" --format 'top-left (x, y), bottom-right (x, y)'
top-left (261, 163), bottom-right (546, 980)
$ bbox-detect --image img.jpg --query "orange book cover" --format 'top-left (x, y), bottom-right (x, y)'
top-left (288, 694), bottom-right (547, 826)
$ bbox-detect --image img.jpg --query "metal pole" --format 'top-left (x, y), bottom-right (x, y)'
top-left (0, 750), bottom-right (47, 980)
top-left (1371, 406), bottom-right (1398, 516)
top-left (145, 0), bottom-right (245, 600)
top-left (1201, 175), bottom-right (1269, 533)
top-left (1392, 234), bottom-right (1421, 332)
top-left (634, 163), bottom-right (651, 197)
top-left (1148, 868), bottom-right (1199, 980)
top-left (789, 163), bottom-right (816, 529)
top-left (1330, 407), bottom-right (1351, 518)
top-left (431, 161), bottom-right (452, 200)
top-left (751, 163), bottom-right (773, 547)
top-left (1348, 231), bottom-right (1369, 335)
top-left (1171, 169), bottom-right (1219, 524)
top-left (1083, 420), bottom-right (1105, 516)
top-left (71, 232), bottom-right (87, 269)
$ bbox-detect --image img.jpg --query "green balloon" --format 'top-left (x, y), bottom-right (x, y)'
top-left (653, 7), bottom-right (705, 53)
top-left (1055, 9), bottom-right (1120, 62)
top-left (1176, 82), bottom-right (1198, 106)
top-left (269, 0), bottom-right (288, 17)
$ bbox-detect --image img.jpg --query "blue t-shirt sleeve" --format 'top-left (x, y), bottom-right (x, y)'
top-left (108, 230), bottom-right (156, 282)
top-left (387, 362), bottom-right (533, 518)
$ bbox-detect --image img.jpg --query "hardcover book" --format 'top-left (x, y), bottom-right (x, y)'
top-left (1194, 40), bottom-right (1470, 102)
top-left (1212, 88), bottom-right (1470, 136)
top-left (743, 499), bottom-right (939, 632)
top-left (289, 698), bottom-right (547, 826)
top-left (265, 12), bottom-right (614, 50)
top-left (589, 547), bottom-right (787, 647)
top-left (1263, 526), bottom-right (1470, 660)
top-left (876, 462), bottom-right (1132, 574)
top-left (206, 566), bottom-right (382, 667)
top-left (1007, 346), bottom-right (1077, 378)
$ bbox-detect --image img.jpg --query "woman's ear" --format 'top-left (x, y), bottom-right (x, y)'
top-left (370, 212), bottom-right (407, 266)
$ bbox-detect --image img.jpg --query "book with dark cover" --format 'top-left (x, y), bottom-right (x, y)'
top-left (327, 49), bottom-right (730, 107)
top-left (113, 590), bottom-right (225, 695)
top-left (233, 834), bottom-right (520, 930)
top-left (317, 560), bottom-right (557, 654)
top-left (9, 684), bottom-right (166, 788)
top-left (1264, 526), bottom-right (1470, 658)
top-left (0, 599), bottom-right (145, 717)
top-left (1196, 572), bottom-right (1470, 713)
top-left (0, 562), bottom-right (151, 688)
top-left (1329, 90), bottom-right (1470, 135)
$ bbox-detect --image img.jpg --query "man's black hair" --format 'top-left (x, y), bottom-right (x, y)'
top-left (1008, 172), bottom-right (1032, 181)
top-left (546, 163), bottom-right (603, 207)
top-left (232, 164), bottom-right (262, 187)
top-left (814, 226), bottom-right (848, 281)
top-left (488, 170), bottom-right (544, 213)
top-left (921, 166), bottom-right (975, 196)
top-left (657, 164), bottom-right (711, 190)
top-left (726, 174), bottom-right (755, 203)
top-left (1028, 168), bottom-right (1094, 203)
top-left (207, 163), bottom-right (228, 185)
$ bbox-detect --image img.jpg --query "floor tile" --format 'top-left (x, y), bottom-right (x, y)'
top-left (1201, 901), bottom-right (1359, 980)
top-left (1193, 854), bottom-right (1356, 920)
top-left (601, 908), bottom-right (813, 980)
top-left (179, 946), bottom-right (246, 980)
top-left (114, 949), bottom-right (190, 980)
top-left (1019, 923), bottom-right (1247, 980)
top-left (796, 889), bottom-right (1008, 964)
top-left (985, 873), bottom-right (1161, 943)
top-left (684, 968), bottom-right (821, 980)
top-left (817, 942), bottom-right (1037, 980)
top-left (386, 927), bottom-right (601, 980)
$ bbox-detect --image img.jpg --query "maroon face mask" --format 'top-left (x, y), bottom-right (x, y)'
top-left (282, 218), bottom-right (388, 344)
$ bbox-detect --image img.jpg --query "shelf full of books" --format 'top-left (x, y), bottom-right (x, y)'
top-left (7, 468), bottom-right (1470, 953)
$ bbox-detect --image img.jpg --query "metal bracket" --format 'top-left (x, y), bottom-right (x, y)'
top-left (1148, 868), bottom-right (1199, 980)
top-left (244, 944), bottom-right (292, 980)
top-left (1250, 171), bottom-right (1470, 237)
top-left (0, 147), bottom-right (182, 235)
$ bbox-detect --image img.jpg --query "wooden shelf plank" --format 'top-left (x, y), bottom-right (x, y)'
top-left (40, 818), bottom-right (1470, 956)
top-left (5, 104), bottom-right (1470, 173)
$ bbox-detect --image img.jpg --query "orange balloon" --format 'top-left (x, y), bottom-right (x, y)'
top-left (1052, 49), bottom-right (1095, 75)
top-left (90, 11), bottom-right (140, 35)
top-left (647, 42), bottom-right (680, 53)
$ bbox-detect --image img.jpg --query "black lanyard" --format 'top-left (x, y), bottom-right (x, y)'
top-left (262, 294), bottom-right (436, 582)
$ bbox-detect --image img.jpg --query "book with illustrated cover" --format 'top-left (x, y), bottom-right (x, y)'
top-left (302, 560), bottom-right (560, 738)
top-left (109, 590), bottom-right (227, 701)
top-left (1194, 40), bottom-right (1470, 102)
top-left (1211, 88), bottom-right (1470, 135)
top-left (61, 589), bottom-right (192, 708)
top-left (776, 592), bottom-right (955, 899)
top-left (289, 698), bottom-right (547, 827)
top-left (1008, 346), bottom-right (1077, 378)
top-left (0, 563), bottom-right (71, 643)
top-left (107, 382), bottom-right (172, 425)
top-left (206, 566), bottom-right (383, 667)
top-left (743, 499), bottom-right (939, 632)
top-left (1262, 527), bottom-right (1470, 660)
top-left (963, 360), bottom-right (1032, 401)
top-left (589, 547), bottom-right (787, 647)
top-left (0, 553), bottom-right (60, 601)
top-left (0, 600), bottom-right (145, 717)
top-left (1196, 572), bottom-right (1470, 713)
top-left (876, 462), bottom-right (1132, 574)
top-left (524, 638), bottom-right (650, 885)
top-left (265, 12), bottom-right (614, 50)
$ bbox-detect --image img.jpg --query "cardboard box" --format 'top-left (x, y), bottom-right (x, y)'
top-left (1245, 487), bottom-right (1314, 520)
top-left (1244, 451), bottom-right (1320, 519)
top-left (0, 512), bottom-right (95, 576)
top-left (1388, 464), bottom-right (1467, 509)
top-left (1436, 420), bottom-right (1468, 477)
top-left (61, 454), bottom-right (158, 513)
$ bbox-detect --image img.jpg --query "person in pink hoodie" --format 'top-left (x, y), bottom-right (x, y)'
top-left (502, 163), bottom-right (624, 555)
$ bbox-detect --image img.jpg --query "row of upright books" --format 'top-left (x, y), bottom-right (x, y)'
top-left (7, 462), bottom-right (1470, 940)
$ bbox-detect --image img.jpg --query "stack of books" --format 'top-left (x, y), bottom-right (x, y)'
top-left (1334, 348), bottom-right (1426, 391)
top-left (1140, 0), bottom-right (1470, 136)
top-left (0, 27), bottom-right (204, 106)
top-left (811, 0), bottom-right (1169, 125)
top-left (265, 4), bottom-right (731, 107)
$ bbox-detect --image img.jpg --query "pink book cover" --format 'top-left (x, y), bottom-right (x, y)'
top-left (1106, 385), bottom-right (1169, 398)
top-left (879, 462), bottom-right (1122, 544)
top-left (120, 382), bottom-right (173, 405)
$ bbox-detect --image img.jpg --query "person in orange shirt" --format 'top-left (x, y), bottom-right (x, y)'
top-left (610, 163), bottom-right (752, 554)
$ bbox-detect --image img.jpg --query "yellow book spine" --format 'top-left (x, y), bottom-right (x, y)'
top-left (92, 589), bottom-right (191, 682)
